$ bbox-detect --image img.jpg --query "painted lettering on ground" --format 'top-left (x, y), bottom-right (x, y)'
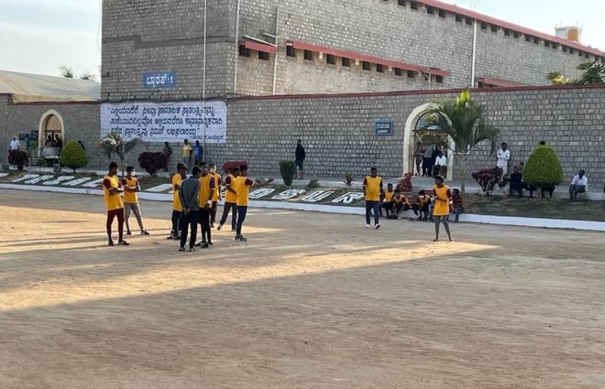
top-left (81, 179), bottom-right (105, 188)
top-left (147, 184), bottom-right (173, 193)
top-left (302, 190), bottom-right (336, 203)
top-left (12, 174), bottom-right (40, 183)
top-left (24, 175), bottom-right (55, 185)
top-left (249, 188), bottom-right (276, 199)
top-left (332, 192), bottom-right (365, 204)
top-left (62, 177), bottom-right (92, 186)
top-left (0, 173), bottom-right (8, 178)
top-left (272, 189), bottom-right (306, 200)
top-left (43, 176), bottom-right (75, 186)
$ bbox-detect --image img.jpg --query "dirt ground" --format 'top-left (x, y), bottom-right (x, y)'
top-left (1, 190), bottom-right (604, 389)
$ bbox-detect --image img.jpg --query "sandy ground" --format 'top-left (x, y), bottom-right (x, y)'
top-left (0, 190), bottom-right (604, 389)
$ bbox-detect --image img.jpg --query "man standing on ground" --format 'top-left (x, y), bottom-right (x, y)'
top-left (182, 139), bottom-right (193, 167)
top-left (209, 163), bottom-right (221, 228)
top-left (569, 169), bottom-right (588, 201)
top-left (179, 166), bottom-right (201, 252)
top-left (193, 140), bottom-right (203, 167)
top-left (363, 167), bottom-right (382, 230)
top-left (217, 166), bottom-right (239, 232)
top-left (197, 163), bottom-right (215, 248)
top-left (103, 162), bottom-right (129, 246)
top-left (295, 139), bottom-right (306, 180)
top-left (9, 136), bottom-right (20, 152)
top-left (168, 163), bottom-right (187, 240)
top-left (422, 145), bottom-right (434, 177)
top-left (497, 142), bottom-right (511, 175)
top-left (234, 165), bottom-right (274, 242)
top-left (122, 166), bottom-right (150, 236)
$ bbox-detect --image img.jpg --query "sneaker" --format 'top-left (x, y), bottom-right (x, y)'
top-left (365, 224), bottom-right (370, 229)
top-left (179, 246), bottom-right (186, 252)
top-left (126, 231), bottom-right (132, 236)
top-left (374, 224), bottom-right (381, 230)
top-left (189, 247), bottom-right (196, 252)
top-left (207, 242), bottom-right (213, 247)
top-left (238, 235), bottom-right (248, 242)
top-left (118, 240), bottom-right (130, 246)
top-left (211, 223), bottom-right (215, 229)
top-left (201, 242), bottom-right (209, 249)
top-left (141, 230), bottom-right (150, 235)
top-left (166, 234), bottom-right (175, 240)
top-left (108, 240), bottom-right (115, 246)
top-left (217, 223), bottom-right (223, 231)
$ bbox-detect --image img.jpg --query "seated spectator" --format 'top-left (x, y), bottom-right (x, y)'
top-left (381, 183), bottom-right (395, 218)
top-left (451, 188), bottom-right (464, 222)
top-left (569, 170), bottom-right (588, 201)
top-left (392, 190), bottom-right (416, 219)
top-left (435, 151), bottom-right (447, 178)
top-left (413, 190), bottom-right (431, 221)
top-left (509, 166), bottom-right (524, 197)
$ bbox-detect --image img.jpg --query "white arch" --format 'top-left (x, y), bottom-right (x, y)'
top-left (38, 109), bottom-right (65, 146)
top-left (403, 103), bottom-right (454, 181)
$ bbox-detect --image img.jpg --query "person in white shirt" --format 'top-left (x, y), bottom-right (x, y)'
top-left (9, 136), bottom-right (20, 152)
top-left (434, 150), bottom-right (447, 178)
top-left (569, 170), bottom-right (588, 201)
top-left (496, 142), bottom-right (511, 175)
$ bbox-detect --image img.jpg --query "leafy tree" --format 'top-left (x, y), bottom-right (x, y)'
top-left (523, 146), bottom-right (564, 188)
top-left (547, 60), bottom-right (605, 85)
top-left (99, 131), bottom-right (143, 176)
top-left (60, 140), bottom-right (88, 173)
top-left (421, 90), bottom-right (500, 193)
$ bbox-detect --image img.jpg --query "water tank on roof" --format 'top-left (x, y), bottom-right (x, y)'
top-left (555, 26), bottom-right (581, 43)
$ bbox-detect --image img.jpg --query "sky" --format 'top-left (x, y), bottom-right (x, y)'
top-left (0, 0), bottom-right (603, 79)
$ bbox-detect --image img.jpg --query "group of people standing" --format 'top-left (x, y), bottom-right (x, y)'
top-left (417, 144), bottom-right (447, 178)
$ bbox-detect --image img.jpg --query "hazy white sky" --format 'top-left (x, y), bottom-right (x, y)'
top-left (0, 0), bottom-right (603, 78)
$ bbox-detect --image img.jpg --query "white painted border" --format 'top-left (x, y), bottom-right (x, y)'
top-left (1, 184), bottom-right (603, 232)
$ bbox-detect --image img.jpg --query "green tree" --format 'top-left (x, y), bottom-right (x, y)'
top-left (59, 66), bottom-right (97, 82)
top-left (99, 131), bottom-right (143, 176)
top-left (523, 146), bottom-right (564, 188)
top-left (421, 90), bottom-right (500, 193)
top-left (60, 140), bottom-right (88, 173)
top-left (547, 60), bottom-right (605, 85)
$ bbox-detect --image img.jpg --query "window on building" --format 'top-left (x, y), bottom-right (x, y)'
top-left (569, 48), bottom-right (575, 55)
top-left (327, 54), bottom-right (336, 65)
top-left (466, 18), bottom-right (473, 26)
top-left (286, 46), bottom-right (296, 57)
top-left (513, 32), bottom-right (521, 39)
top-left (455, 15), bottom-right (462, 23)
top-left (601, 57), bottom-right (605, 64)
top-left (398, 0), bottom-right (406, 6)
top-left (533, 37), bottom-right (540, 45)
top-left (552, 43), bottom-right (560, 50)
top-left (376, 64), bottom-right (385, 73)
top-left (304, 50), bottom-right (313, 61)
top-left (525, 35), bottom-right (532, 42)
top-left (562, 46), bottom-right (568, 53)
top-left (238, 44), bottom-right (251, 57)
top-left (342, 57), bottom-right (351, 67)
top-left (410, 1), bottom-right (418, 10)
top-left (435, 75), bottom-right (444, 84)
top-left (584, 52), bottom-right (590, 59)
top-left (480, 22), bottom-right (487, 30)
top-left (259, 51), bottom-right (270, 60)
top-left (544, 41), bottom-right (550, 48)
top-left (407, 70), bottom-right (415, 78)
top-left (491, 25), bottom-right (498, 33)
top-left (362, 61), bottom-right (371, 71)
top-left (504, 29), bottom-right (511, 37)
top-left (427, 6), bottom-right (434, 15)
top-left (438, 9), bottom-right (446, 18)
top-left (394, 68), bottom-right (402, 76)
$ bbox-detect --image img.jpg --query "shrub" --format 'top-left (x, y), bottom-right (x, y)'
top-left (471, 166), bottom-right (503, 195)
top-left (60, 140), bottom-right (88, 173)
top-left (344, 172), bottom-right (355, 187)
top-left (138, 151), bottom-right (168, 176)
top-left (279, 161), bottom-right (297, 186)
top-left (222, 160), bottom-right (248, 174)
top-left (523, 146), bottom-right (564, 188)
top-left (8, 150), bottom-right (29, 171)
top-left (397, 172), bottom-right (413, 193)
top-left (307, 179), bottom-right (320, 189)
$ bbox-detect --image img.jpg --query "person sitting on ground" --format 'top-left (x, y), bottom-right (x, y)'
top-left (392, 190), bottom-right (416, 219)
top-left (413, 190), bottom-right (431, 221)
top-left (451, 189), bottom-right (464, 223)
top-left (569, 169), bottom-right (588, 201)
top-left (509, 166), bottom-right (524, 197)
top-left (381, 183), bottom-right (395, 219)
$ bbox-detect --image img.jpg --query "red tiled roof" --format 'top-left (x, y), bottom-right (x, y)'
top-left (476, 77), bottom-right (527, 88)
top-left (287, 40), bottom-right (450, 76)
top-left (418, 0), bottom-right (604, 57)
top-left (242, 39), bottom-right (277, 54)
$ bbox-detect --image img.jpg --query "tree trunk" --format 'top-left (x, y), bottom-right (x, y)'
top-left (458, 155), bottom-right (468, 194)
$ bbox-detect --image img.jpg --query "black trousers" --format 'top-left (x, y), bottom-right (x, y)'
top-left (199, 208), bottom-right (212, 243)
top-left (180, 210), bottom-right (199, 249)
top-left (211, 201), bottom-right (218, 224)
top-left (422, 157), bottom-right (433, 176)
top-left (220, 202), bottom-right (238, 230)
top-left (171, 210), bottom-right (182, 236)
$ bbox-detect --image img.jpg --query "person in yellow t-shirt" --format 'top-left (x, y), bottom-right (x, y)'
top-left (102, 162), bottom-right (128, 246)
top-left (218, 166), bottom-right (240, 232)
top-left (393, 190), bottom-right (417, 219)
top-left (381, 183), bottom-right (395, 219)
top-left (234, 165), bottom-right (274, 242)
top-left (122, 166), bottom-right (150, 236)
top-left (168, 163), bottom-right (188, 240)
top-left (197, 163), bottom-right (216, 248)
top-left (208, 163), bottom-right (222, 228)
top-left (182, 139), bottom-right (193, 168)
top-left (433, 175), bottom-right (453, 242)
top-left (363, 167), bottom-right (383, 229)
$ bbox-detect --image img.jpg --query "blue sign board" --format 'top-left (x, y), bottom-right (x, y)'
top-left (143, 72), bottom-right (177, 89)
top-left (374, 120), bottom-right (393, 136)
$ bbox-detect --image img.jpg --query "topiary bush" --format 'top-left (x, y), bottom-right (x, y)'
top-left (138, 151), bottom-right (168, 176)
top-left (523, 146), bottom-right (564, 188)
top-left (60, 140), bottom-right (88, 173)
top-left (279, 161), bottom-right (297, 186)
top-left (471, 166), bottom-right (503, 195)
top-left (8, 150), bottom-right (29, 171)
top-left (222, 160), bottom-right (248, 174)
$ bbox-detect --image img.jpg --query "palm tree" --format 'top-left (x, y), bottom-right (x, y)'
top-left (420, 90), bottom-right (500, 193)
top-left (547, 60), bottom-right (605, 85)
top-left (59, 66), bottom-right (97, 82)
top-left (99, 131), bottom-right (143, 176)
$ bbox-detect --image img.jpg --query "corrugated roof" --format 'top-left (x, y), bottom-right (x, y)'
top-left (0, 70), bottom-right (101, 103)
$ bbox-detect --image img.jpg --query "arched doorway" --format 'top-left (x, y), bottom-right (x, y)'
top-left (38, 110), bottom-right (65, 159)
top-left (403, 104), bottom-right (454, 181)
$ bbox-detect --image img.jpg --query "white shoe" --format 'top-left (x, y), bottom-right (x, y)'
top-left (374, 224), bottom-right (381, 230)
top-left (365, 224), bottom-right (370, 228)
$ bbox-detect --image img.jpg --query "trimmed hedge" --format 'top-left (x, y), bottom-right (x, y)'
top-left (138, 151), bottom-right (168, 176)
top-left (60, 140), bottom-right (88, 173)
top-left (222, 160), bottom-right (248, 174)
top-left (8, 150), bottom-right (29, 171)
top-left (279, 161), bottom-right (297, 186)
top-left (523, 146), bottom-right (564, 187)
top-left (471, 166), bottom-right (503, 195)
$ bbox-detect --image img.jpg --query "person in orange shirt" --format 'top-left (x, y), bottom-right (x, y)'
top-left (363, 167), bottom-right (383, 229)
top-left (381, 183), bottom-right (395, 219)
top-left (168, 163), bottom-right (188, 240)
top-left (433, 175), bottom-right (453, 242)
top-left (393, 190), bottom-right (417, 219)
top-left (218, 166), bottom-right (239, 232)
top-left (103, 162), bottom-right (128, 246)
top-left (209, 163), bottom-right (222, 228)
top-left (234, 165), bottom-right (274, 242)
top-left (197, 163), bottom-right (216, 248)
top-left (122, 166), bottom-right (150, 236)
